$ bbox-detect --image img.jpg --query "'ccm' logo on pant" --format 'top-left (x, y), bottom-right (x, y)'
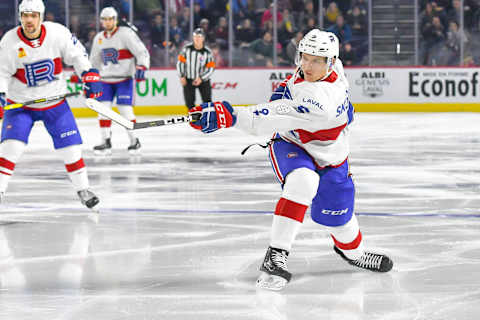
top-left (321, 208), bottom-right (348, 215)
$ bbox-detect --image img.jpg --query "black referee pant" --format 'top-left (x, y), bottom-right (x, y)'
top-left (183, 79), bottom-right (212, 110)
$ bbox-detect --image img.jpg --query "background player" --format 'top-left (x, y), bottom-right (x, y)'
top-left (189, 29), bottom-right (393, 290)
top-left (0, 0), bottom-right (102, 210)
top-left (86, 6), bottom-right (150, 155)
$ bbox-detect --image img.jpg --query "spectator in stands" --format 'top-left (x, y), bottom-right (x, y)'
top-left (261, 3), bottom-right (283, 28)
top-left (169, 17), bottom-right (183, 44)
top-left (303, 17), bottom-right (317, 34)
top-left (192, 2), bottom-right (208, 28)
top-left (327, 15), bottom-right (352, 46)
top-left (422, 15), bottom-right (446, 64)
top-left (351, 0), bottom-right (368, 16)
top-left (346, 5), bottom-right (367, 38)
top-left (325, 2), bottom-right (341, 27)
top-left (447, 0), bottom-right (474, 28)
top-left (236, 18), bottom-right (258, 48)
top-left (278, 8), bottom-right (296, 47)
top-left (178, 7), bottom-right (191, 35)
top-left (249, 30), bottom-right (274, 66)
top-left (150, 14), bottom-right (165, 48)
top-left (285, 31), bottom-right (304, 64)
top-left (340, 42), bottom-right (357, 66)
top-left (215, 17), bottom-right (228, 49)
top-left (211, 44), bottom-right (226, 67)
top-left (199, 18), bottom-right (214, 43)
top-left (445, 20), bottom-right (468, 65)
top-left (298, 0), bottom-right (317, 28)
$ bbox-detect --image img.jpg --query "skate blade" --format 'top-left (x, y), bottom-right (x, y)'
top-left (256, 272), bottom-right (288, 291)
top-left (94, 149), bottom-right (112, 156)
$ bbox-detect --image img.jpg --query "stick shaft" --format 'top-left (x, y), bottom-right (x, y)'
top-left (4, 92), bottom-right (81, 110)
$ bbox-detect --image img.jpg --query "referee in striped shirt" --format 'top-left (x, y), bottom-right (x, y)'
top-left (177, 28), bottom-right (215, 110)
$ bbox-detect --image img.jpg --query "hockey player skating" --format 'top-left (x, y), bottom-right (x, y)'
top-left (0, 0), bottom-right (102, 210)
top-left (189, 29), bottom-right (393, 290)
top-left (79, 7), bottom-right (150, 155)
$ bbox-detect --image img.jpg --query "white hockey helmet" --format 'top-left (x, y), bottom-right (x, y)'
top-left (296, 29), bottom-right (339, 71)
top-left (100, 7), bottom-right (118, 20)
top-left (19, 0), bottom-right (45, 21)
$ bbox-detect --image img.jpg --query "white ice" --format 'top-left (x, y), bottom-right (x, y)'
top-left (0, 112), bottom-right (479, 320)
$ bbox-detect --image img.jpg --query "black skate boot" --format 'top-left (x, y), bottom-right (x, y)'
top-left (77, 189), bottom-right (100, 212)
top-left (334, 245), bottom-right (393, 272)
top-left (127, 138), bottom-right (141, 154)
top-left (93, 138), bottom-right (112, 155)
top-left (256, 246), bottom-right (292, 291)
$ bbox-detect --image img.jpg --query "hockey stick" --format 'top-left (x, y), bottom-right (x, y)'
top-left (4, 92), bottom-right (81, 111)
top-left (85, 98), bottom-right (200, 130)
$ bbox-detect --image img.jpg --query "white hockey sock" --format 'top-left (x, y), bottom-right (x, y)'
top-left (270, 215), bottom-right (302, 252)
top-left (327, 215), bottom-right (364, 260)
top-left (117, 105), bottom-right (137, 144)
top-left (98, 101), bottom-right (113, 141)
top-left (269, 168), bottom-right (319, 251)
top-left (57, 145), bottom-right (89, 191)
top-left (0, 140), bottom-right (26, 193)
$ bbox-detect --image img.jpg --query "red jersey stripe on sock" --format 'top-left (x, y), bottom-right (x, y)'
top-left (332, 231), bottom-right (362, 250)
top-left (274, 197), bottom-right (308, 223)
top-left (99, 120), bottom-right (112, 127)
top-left (0, 157), bottom-right (15, 171)
top-left (65, 159), bottom-right (85, 173)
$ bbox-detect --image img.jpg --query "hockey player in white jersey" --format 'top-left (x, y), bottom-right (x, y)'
top-left (0, 0), bottom-right (102, 210)
top-left (76, 7), bottom-right (150, 155)
top-left (189, 29), bottom-right (393, 290)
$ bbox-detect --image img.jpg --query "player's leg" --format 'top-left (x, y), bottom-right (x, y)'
top-left (116, 79), bottom-right (140, 153)
top-left (183, 80), bottom-right (195, 110)
top-left (0, 109), bottom-right (34, 202)
top-left (311, 161), bottom-right (393, 272)
top-left (198, 79), bottom-right (212, 104)
top-left (42, 102), bottom-right (99, 211)
top-left (94, 82), bottom-right (114, 154)
top-left (257, 136), bottom-right (319, 290)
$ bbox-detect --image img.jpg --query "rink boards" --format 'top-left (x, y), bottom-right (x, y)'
top-left (63, 67), bottom-right (480, 117)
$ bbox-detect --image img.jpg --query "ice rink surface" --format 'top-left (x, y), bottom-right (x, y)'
top-left (0, 112), bottom-right (479, 320)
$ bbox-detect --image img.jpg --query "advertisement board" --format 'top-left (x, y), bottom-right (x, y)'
top-left (65, 67), bottom-right (480, 115)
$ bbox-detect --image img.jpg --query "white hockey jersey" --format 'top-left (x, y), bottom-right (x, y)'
top-left (90, 26), bottom-right (150, 83)
top-left (234, 59), bottom-right (353, 168)
top-left (0, 22), bottom-right (91, 108)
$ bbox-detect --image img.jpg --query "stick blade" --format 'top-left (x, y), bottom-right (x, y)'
top-left (85, 98), bottom-right (134, 130)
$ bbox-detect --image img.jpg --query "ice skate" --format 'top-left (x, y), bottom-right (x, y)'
top-left (334, 245), bottom-right (393, 272)
top-left (93, 138), bottom-right (112, 155)
top-left (77, 189), bottom-right (100, 212)
top-left (127, 138), bottom-right (141, 155)
top-left (256, 246), bottom-right (292, 291)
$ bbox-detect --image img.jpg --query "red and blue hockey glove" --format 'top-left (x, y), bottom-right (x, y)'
top-left (81, 69), bottom-right (102, 98)
top-left (135, 66), bottom-right (146, 82)
top-left (189, 101), bottom-right (236, 134)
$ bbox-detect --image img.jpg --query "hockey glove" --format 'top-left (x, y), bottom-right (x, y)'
top-left (135, 66), bottom-right (146, 82)
top-left (81, 69), bottom-right (102, 99)
top-left (189, 101), bottom-right (236, 134)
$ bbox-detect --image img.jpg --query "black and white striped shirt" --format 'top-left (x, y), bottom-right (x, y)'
top-left (176, 43), bottom-right (215, 80)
